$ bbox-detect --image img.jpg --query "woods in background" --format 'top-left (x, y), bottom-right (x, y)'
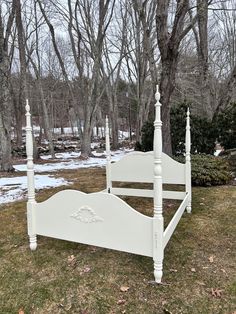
top-left (0, 0), bottom-right (236, 171)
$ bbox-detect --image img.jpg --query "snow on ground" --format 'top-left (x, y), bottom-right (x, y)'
top-left (40, 151), bottom-right (82, 160)
top-left (14, 149), bottom-right (133, 173)
top-left (214, 149), bottom-right (223, 156)
top-left (21, 126), bottom-right (133, 140)
top-left (0, 175), bottom-right (70, 204)
top-left (0, 148), bottom-right (133, 204)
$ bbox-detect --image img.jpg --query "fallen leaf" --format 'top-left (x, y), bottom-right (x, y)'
top-left (196, 281), bottom-right (206, 286)
top-left (200, 203), bottom-right (205, 206)
top-left (208, 255), bottom-right (214, 263)
top-left (90, 246), bottom-right (97, 253)
top-left (18, 309), bottom-right (24, 314)
top-left (211, 288), bottom-right (223, 298)
top-left (191, 268), bottom-right (196, 272)
top-left (163, 309), bottom-right (173, 314)
top-left (67, 255), bottom-right (76, 267)
top-left (120, 286), bottom-right (130, 292)
top-left (80, 266), bottom-right (91, 275)
top-left (221, 268), bottom-right (226, 273)
top-left (169, 269), bottom-right (178, 272)
top-left (202, 266), bottom-right (209, 269)
top-left (117, 299), bottom-right (126, 305)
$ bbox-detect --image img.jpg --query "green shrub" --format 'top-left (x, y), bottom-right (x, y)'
top-left (219, 148), bottom-right (236, 176)
top-left (177, 154), bottom-right (232, 186)
top-left (137, 103), bottom-right (217, 155)
top-left (140, 121), bottom-right (154, 152)
top-left (170, 103), bottom-right (216, 155)
top-left (213, 102), bottom-right (236, 150)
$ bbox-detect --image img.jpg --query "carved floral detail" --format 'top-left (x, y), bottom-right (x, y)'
top-left (70, 206), bottom-right (104, 223)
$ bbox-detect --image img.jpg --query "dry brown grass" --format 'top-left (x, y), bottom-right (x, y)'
top-left (0, 168), bottom-right (235, 314)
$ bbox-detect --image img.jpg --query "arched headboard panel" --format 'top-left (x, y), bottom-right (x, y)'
top-left (110, 151), bottom-right (185, 185)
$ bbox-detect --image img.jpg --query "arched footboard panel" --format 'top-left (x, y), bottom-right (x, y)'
top-left (35, 190), bottom-right (153, 257)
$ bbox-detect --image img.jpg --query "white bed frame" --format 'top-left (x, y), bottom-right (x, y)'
top-left (25, 86), bottom-right (191, 283)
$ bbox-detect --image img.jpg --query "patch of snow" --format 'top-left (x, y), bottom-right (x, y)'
top-left (0, 175), bottom-right (70, 204)
top-left (214, 149), bottom-right (222, 156)
top-left (14, 149), bottom-right (134, 173)
top-left (40, 151), bottom-right (82, 160)
top-left (92, 151), bottom-right (105, 157)
top-left (91, 142), bottom-right (101, 149)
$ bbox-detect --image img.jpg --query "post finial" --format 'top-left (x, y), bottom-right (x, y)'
top-left (187, 107), bottom-right (190, 117)
top-left (155, 85), bottom-right (161, 105)
top-left (25, 99), bottom-right (30, 113)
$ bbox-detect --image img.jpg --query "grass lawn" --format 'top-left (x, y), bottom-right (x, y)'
top-left (0, 168), bottom-right (235, 314)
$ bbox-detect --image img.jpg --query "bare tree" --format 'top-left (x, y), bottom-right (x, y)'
top-left (213, 0), bottom-right (236, 114)
top-left (40, 0), bottom-right (116, 158)
top-left (156, 0), bottom-right (197, 155)
top-left (26, 1), bottom-right (55, 157)
top-left (123, 0), bottom-right (158, 142)
top-left (13, 0), bottom-right (29, 147)
top-left (101, 0), bottom-right (128, 149)
top-left (0, 1), bottom-right (16, 171)
top-left (189, 0), bottom-right (215, 118)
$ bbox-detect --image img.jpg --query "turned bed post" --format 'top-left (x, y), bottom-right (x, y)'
top-left (25, 100), bottom-right (37, 250)
top-left (153, 85), bottom-right (164, 283)
top-left (185, 108), bottom-right (191, 213)
top-left (105, 116), bottom-right (112, 193)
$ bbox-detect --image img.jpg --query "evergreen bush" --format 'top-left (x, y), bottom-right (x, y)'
top-left (176, 154), bottom-right (232, 186)
top-left (140, 121), bottom-right (154, 152)
top-left (170, 103), bottom-right (216, 155)
top-left (137, 103), bottom-right (217, 155)
top-left (213, 102), bottom-right (236, 150)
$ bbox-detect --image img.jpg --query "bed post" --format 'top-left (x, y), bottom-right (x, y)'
top-left (153, 85), bottom-right (164, 283)
top-left (105, 116), bottom-right (112, 193)
top-left (185, 108), bottom-right (191, 213)
top-left (25, 100), bottom-right (37, 250)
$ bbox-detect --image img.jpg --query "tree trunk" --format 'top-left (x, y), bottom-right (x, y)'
top-left (15, 0), bottom-right (28, 145)
top-left (0, 62), bottom-right (13, 171)
top-left (196, 0), bottom-right (213, 119)
top-left (136, 98), bottom-right (144, 143)
top-left (106, 83), bottom-right (119, 150)
top-left (0, 5), bottom-right (14, 171)
top-left (159, 59), bottom-right (178, 155)
top-left (80, 124), bottom-right (91, 159)
top-left (38, 83), bottom-right (55, 158)
top-left (10, 84), bottom-right (23, 146)
top-left (110, 105), bottom-right (119, 149)
top-left (0, 105), bottom-right (13, 172)
top-left (156, 0), bottom-right (198, 155)
top-left (26, 46), bottom-right (55, 158)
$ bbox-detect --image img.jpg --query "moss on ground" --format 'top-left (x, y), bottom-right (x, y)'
top-left (0, 168), bottom-right (235, 314)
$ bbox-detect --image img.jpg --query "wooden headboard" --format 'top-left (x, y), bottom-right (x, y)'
top-left (109, 151), bottom-right (185, 185)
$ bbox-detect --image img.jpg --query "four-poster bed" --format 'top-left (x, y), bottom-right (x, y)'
top-left (25, 86), bottom-right (191, 283)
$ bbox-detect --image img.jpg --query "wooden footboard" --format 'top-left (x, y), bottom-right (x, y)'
top-left (33, 190), bottom-right (154, 257)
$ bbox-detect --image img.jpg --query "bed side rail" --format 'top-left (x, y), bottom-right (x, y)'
top-left (163, 193), bottom-right (190, 248)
